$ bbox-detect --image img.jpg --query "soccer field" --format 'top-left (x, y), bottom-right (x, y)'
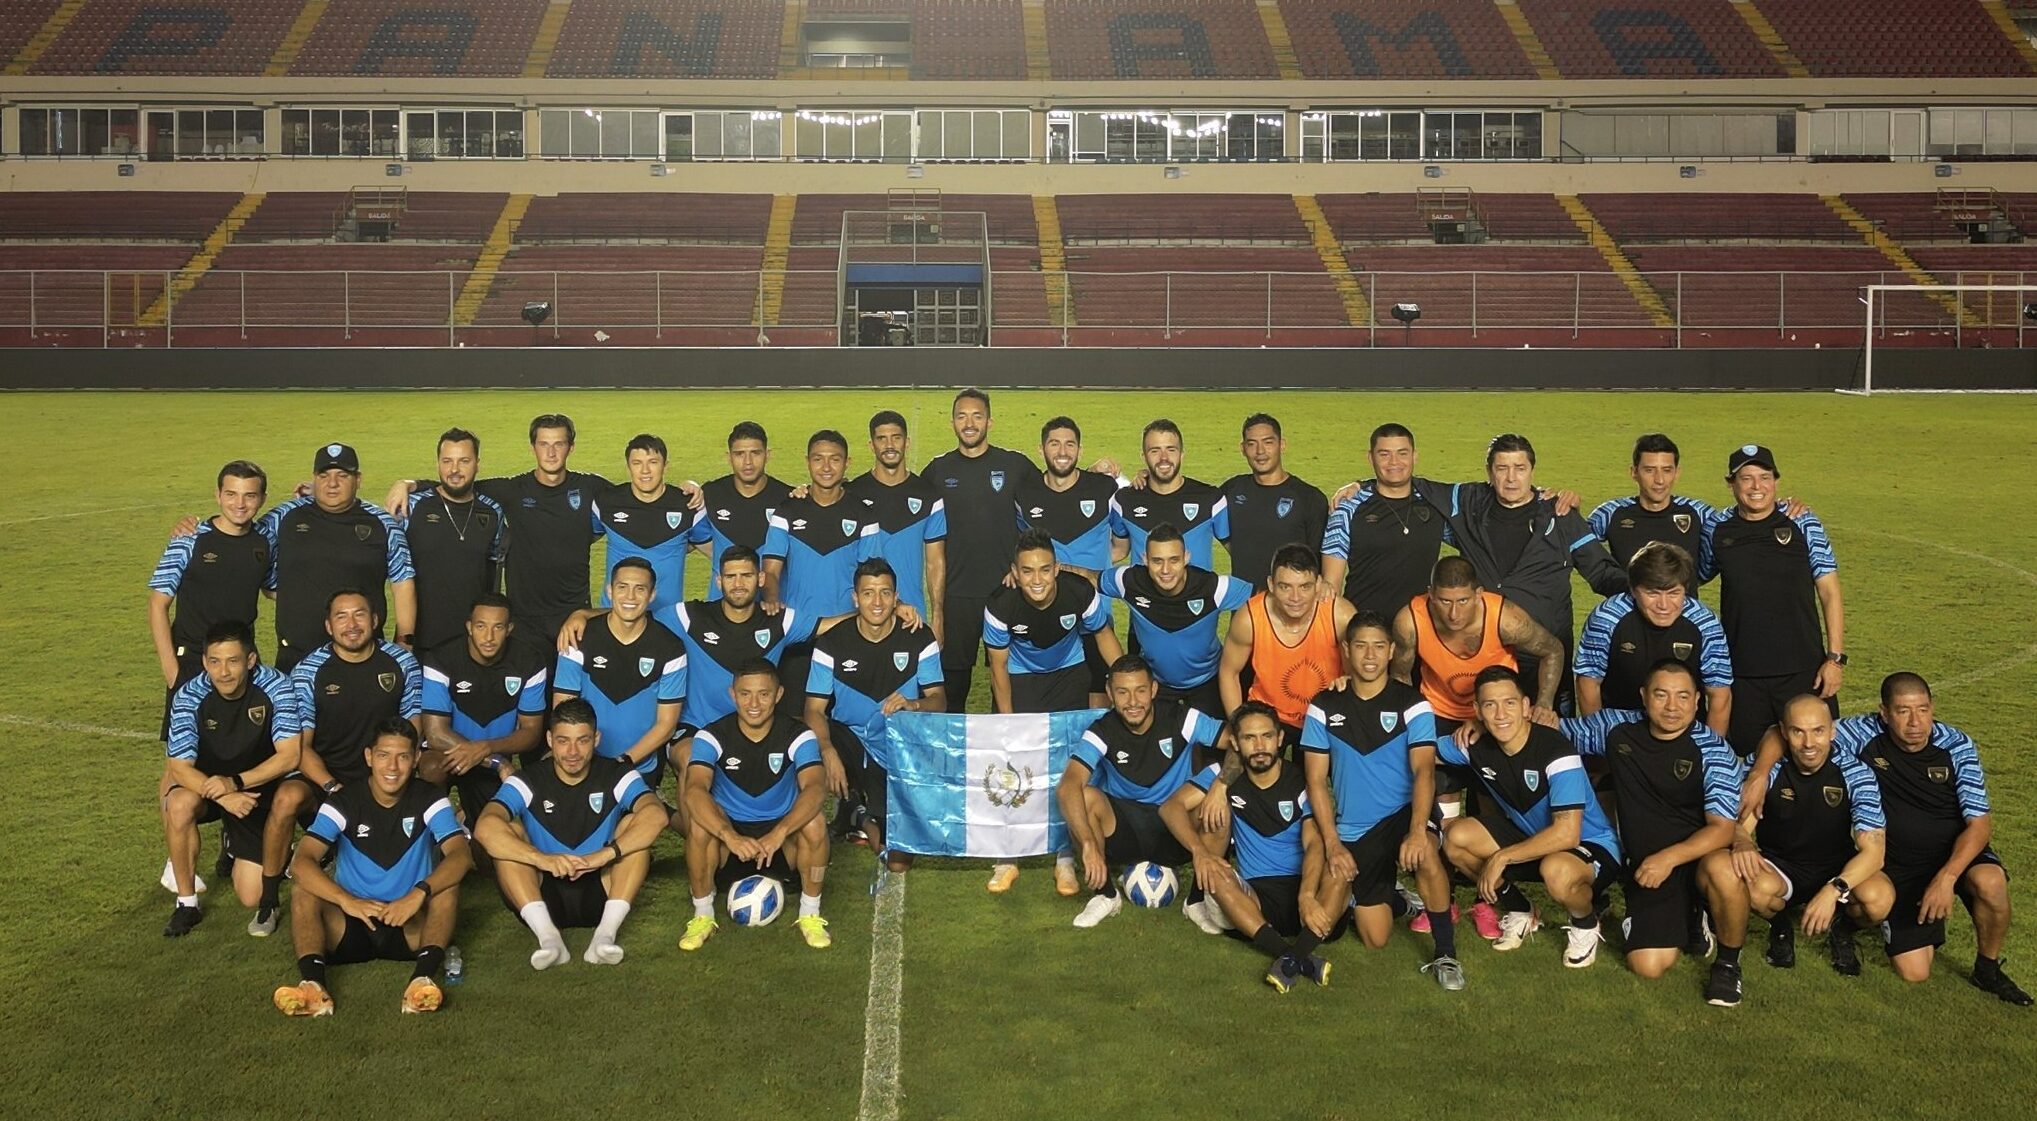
top-left (3, 387), bottom-right (2033, 1121)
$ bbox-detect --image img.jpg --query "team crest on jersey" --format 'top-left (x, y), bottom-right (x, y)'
top-left (1158, 737), bottom-right (1175, 759)
top-left (768, 752), bottom-right (785, 775)
top-left (567, 489), bottom-right (583, 511)
top-left (1823, 786), bottom-right (1845, 807)
top-left (907, 497), bottom-right (923, 515)
top-left (247, 705), bottom-right (266, 726)
top-left (1672, 759), bottom-right (1693, 781)
top-left (1773, 526), bottom-right (1794, 546)
top-left (842, 519), bottom-right (859, 537)
top-left (1927, 766), bottom-right (1951, 784)
top-left (755, 629), bottom-right (773, 648)
top-left (638, 657), bottom-right (656, 676)
top-left (667, 511), bottom-right (683, 529)
top-left (503, 676), bottom-right (522, 696)
top-left (1380, 712), bottom-right (1398, 733)
top-left (1524, 771), bottom-right (1540, 792)
top-left (1079, 499), bottom-right (1096, 518)
top-left (401, 816), bottom-right (416, 838)
top-left (589, 792), bottom-right (605, 813)
top-left (354, 524), bottom-right (373, 541)
top-left (893, 651), bottom-right (911, 671)
top-left (1058, 613), bottom-right (1077, 630)
top-left (1182, 503), bottom-right (1200, 521)
top-left (990, 471), bottom-right (1006, 492)
top-left (1277, 497), bottom-right (1294, 518)
top-left (1278, 799), bottom-right (1295, 822)
top-left (378, 672), bottom-right (397, 692)
top-left (1672, 642), bottom-right (1694, 660)
top-left (1187, 598), bottom-right (1206, 616)
top-left (1672, 513), bottom-right (1693, 533)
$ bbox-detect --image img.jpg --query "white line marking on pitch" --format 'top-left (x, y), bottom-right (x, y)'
top-left (1853, 529), bottom-right (2037, 691)
top-left (0, 501), bottom-right (183, 528)
top-left (0, 714), bottom-right (155, 741)
top-left (859, 870), bottom-right (907, 1121)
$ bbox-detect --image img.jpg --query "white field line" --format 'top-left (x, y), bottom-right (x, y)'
top-left (0, 501), bottom-right (183, 528)
top-left (0, 713), bottom-right (155, 741)
top-left (858, 869), bottom-right (907, 1121)
top-left (1852, 529), bottom-right (2037, 691)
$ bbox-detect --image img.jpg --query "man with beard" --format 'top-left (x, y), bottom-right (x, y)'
top-left (1219, 545), bottom-right (1355, 740)
top-left (261, 443), bottom-right (416, 671)
top-left (1099, 523), bottom-right (1251, 723)
top-left (848, 410), bottom-right (947, 635)
top-left (420, 593), bottom-right (548, 825)
top-left (1219, 414), bottom-right (1328, 590)
top-left (764, 430), bottom-right (879, 718)
top-left (1575, 543), bottom-right (1731, 735)
top-left (1013, 416), bottom-right (1123, 582)
top-left (552, 559), bottom-right (687, 787)
top-left (592, 433), bottom-right (708, 617)
top-left (402, 429), bottom-right (506, 658)
top-left (922, 389), bottom-right (1037, 711)
top-left (1587, 434), bottom-right (1717, 566)
top-left (697, 421), bottom-right (796, 598)
top-left (1320, 424), bottom-right (1448, 618)
top-left (1111, 419), bottom-right (1228, 570)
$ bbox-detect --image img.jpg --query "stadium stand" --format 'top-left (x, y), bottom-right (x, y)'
top-left (1759, 0), bottom-right (2034, 78)
top-left (1516, 0), bottom-right (1784, 79)
top-left (1044, 0), bottom-right (1278, 79)
top-left (289, 0), bottom-right (551, 77)
top-left (1054, 194), bottom-right (1310, 243)
top-left (0, 193), bottom-right (238, 242)
top-left (29, 0), bottom-right (293, 75)
top-left (517, 193), bottom-right (775, 243)
top-left (1278, 1), bottom-right (1536, 79)
top-left (1580, 194), bottom-right (1858, 242)
top-left (545, 0), bottom-right (783, 79)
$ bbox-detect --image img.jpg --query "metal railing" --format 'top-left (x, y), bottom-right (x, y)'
top-left (0, 267), bottom-right (2028, 346)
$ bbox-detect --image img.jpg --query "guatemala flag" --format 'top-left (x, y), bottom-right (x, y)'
top-left (883, 709), bottom-right (1105, 859)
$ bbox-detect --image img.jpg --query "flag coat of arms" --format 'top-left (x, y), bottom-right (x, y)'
top-left (883, 709), bottom-right (1104, 858)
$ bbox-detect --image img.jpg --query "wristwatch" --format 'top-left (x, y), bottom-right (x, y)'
top-left (1829, 876), bottom-right (1853, 903)
top-left (322, 779), bottom-right (344, 794)
top-left (1825, 651), bottom-right (1849, 666)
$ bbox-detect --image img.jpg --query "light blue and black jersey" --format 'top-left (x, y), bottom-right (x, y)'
top-left (592, 483), bottom-right (711, 615)
top-left (149, 520), bottom-right (271, 655)
top-left (1697, 505), bottom-right (1836, 678)
top-left (1074, 700), bottom-right (1224, 806)
top-left (849, 471), bottom-right (948, 616)
top-left (1757, 753), bottom-right (1886, 873)
top-left (1436, 724), bottom-right (1622, 861)
top-left (1109, 479), bottom-right (1230, 569)
top-left (983, 572), bottom-right (1113, 675)
top-left (166, 664), bottom-right (302, 774)
top-left (696, 475), bottom-right (795, 601)
top-left (1014, 469), bottom-right (1121, 572)
top-left (1099, 564), bottom-right (1250, 690)
top-left (1586, 494), bottom-right (1716, 569)
top-left (1299, 680), bottom-right (1438, 840)
top-left (553, 615), bottom-right (688, 776)
top-left (1832, 715), bottom-right (1989, 825)
top-left (665, 600), bottom-right (813, 730)
top-left (690, 713), bottom-right (823, 824)
top-left (491, 756), bottom-right (654, 856)
top-left (291, 640), bottom-right (424, 786)
top-left (307, 781), bottom-right (463, 903)
top-left (422, 644), bottom-right (548, 743)
top-left (1191, 762), bottom-right (1310, 881)
top-left (763, 498), bottom-right (881, 621)
top-left (1563, 709), bottom-right (1739, 859)
top-left (806, 622), bottom-right (943, 771)
top-left (1574, 593), bottom-right (1732, 711)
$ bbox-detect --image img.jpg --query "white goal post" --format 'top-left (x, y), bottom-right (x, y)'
top-left (1853, 283), bottom-right (2037, 395)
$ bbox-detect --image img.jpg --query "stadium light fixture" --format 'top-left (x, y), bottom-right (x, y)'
top-left (1678, 165), bottom-right (1698, 179)
top-left (1391, 302), bottom-right (1421, 346)
top-left (522, 301), bottom-right (553, 327)
top-left (2023, 303), bottom-right (2037, 322)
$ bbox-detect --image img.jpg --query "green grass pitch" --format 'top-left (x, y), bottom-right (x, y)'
top-left (2, 388), bottom-right (2032, 1121)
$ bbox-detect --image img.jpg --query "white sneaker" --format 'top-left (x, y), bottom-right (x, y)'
top-left (1072, 893), bottom-right (1123, 928)
top-left (160, 859), bottom-right (205, 894)
top-left (1565, 923), bottom-right (1604, 969)
top-left (1207, 897), bottom-right (1236, 932)
top-left (1183, 897), bottom-right (1224, 935)
top-left (1493, 909), bottom-right (1540, 952)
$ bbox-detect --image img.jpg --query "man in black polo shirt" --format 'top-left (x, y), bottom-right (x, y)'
top-left (1220, 413), bottom-right (1328, 589)
top-left (1320, 423), bottom-right (1450, 619)
top-left (921, 388), bottom-right (1037, 711)
top-left (403, 428), bottom-right (506, 658)
top-left (1698, 444), bottom-right (1845, 757)
top-left (259, 442), bottom-right (416, 672)
top-left (1587, 434), bottom-right (1717, 567)
top-left (150, 460), bottom-right (271, 739)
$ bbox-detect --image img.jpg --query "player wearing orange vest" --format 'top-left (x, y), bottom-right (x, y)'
top-left (1220, 544), bottom-right (1356, 738)
top-left (1393, 556), bottom-right (1565, 732)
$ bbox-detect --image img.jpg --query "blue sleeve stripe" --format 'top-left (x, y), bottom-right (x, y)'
top-left (1574, 600), bottom-right (1620, 677)
top-left (1699, 736), bottom-right (1742, 819)
top-left (1321, 500), bottom-right (1353, 560)
top-left (1836, 757), bottom-right (1886, 832)
top-left (150, 534), bottom-right (196, 595)
top-left (1942, 726), bottom-right (1991, 818)
top-left (1799, 511), bottom-right (1838, 577)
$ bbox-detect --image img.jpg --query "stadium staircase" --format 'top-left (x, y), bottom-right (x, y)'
top-left (5, 0), bottom-right (84, 74)
top-left (1558, 195), bottom-right (1675, 328)
top-left (1022, 0), bottom-right (1051, 78)
top-left (755, 195), bottom-right (798, 326)
top-left (266, 0), bottom-right (329, 76)
top-left (1255, 1), bottom-right (1303, 80)
top-left (779, 0), bottom-right (805, 76)
top-left (1823, 194), bottom-right (1982, 327)
top-left (523, 1), bottom-right (574, 78)
top-left (1729, 1), bottom-right (1810, 76)
top-left (452, 194), bottom-right (533, 327)
top-left (139, 192), bottom-right (265, 328)
top-left (1293, 195), bottom-right (1370, 328)
top-left (1980, 1), bottom-right (2037, 72)
top-left (1493, 0), bottom-right (1560, 79)
top-left (1032, 196), bottom-right (1074, 326)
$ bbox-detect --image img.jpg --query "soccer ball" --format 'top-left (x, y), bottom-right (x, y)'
top-left (727, 875), bottom-right (785, 927)
top-left (1122, 862), bottom-right (1178, 909)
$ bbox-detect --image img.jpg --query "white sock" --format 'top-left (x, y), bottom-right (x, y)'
top-left (692, 894), bottom-right (714, 919)
top-left (176, 894), bottom-right (199, 908)
top-left (1438, 800), bottom-right (1464, 821)
top-left (799, 892), bottom-right (822, 918)
top-left (593, 898), bottom-right (631, 943)
top-left (1055, 854), bottom-right (1075, 869)
top-left (520, 902), bottom-right (569, 969)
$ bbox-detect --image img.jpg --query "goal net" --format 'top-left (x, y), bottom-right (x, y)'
top-left (1853, 283), bottom-right (2037, 395)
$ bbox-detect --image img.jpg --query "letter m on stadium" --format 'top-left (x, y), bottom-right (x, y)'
top-left (612, 12), bottom-right (723, 77)
top-left (1331, 10), bottom-right (1472, 77)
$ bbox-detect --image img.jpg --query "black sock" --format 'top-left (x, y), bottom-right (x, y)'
top-left (1098, 880), bottom-right (1119, 899)
top-left (413, 945), bottom-right (446, 980)
top-left (1832, 913), bottom-right (1855, 937)
top-left (1718, 944), bottom-right (1742, 967)
top-left (1495, 883), bottom-right (1530, 914)
top-left (297, 954), bottom-right (327, 987)
top-left (1386, 891), bottom-right (1414, 920)
top-left (1251, 923), bottom-right (1288, 959)
top-left (259, 875), bottom-right (282, 909)
top-left (1287, 929), bottom-right (1324, 960)
top-left (1186, 883), bottom-right (1206, 906)
top-left (1976, 953), bottom-right (2001, 980)
top-left (1428, 910), bottom-right (1458, 959)
top-left (1571, 909), bottom-right (1600, 930)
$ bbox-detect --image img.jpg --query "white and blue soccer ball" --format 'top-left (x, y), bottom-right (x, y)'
top-left (727, 875), bottom-right (785, 927)
top-left (1122, 862), bottom-right (1178, 909)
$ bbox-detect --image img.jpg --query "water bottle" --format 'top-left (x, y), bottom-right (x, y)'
top-left (444, 945), bottom-right (464, 986)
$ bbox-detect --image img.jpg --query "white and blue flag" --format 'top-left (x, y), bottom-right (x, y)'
top-left (883, 709), bottom-right (1105, 859)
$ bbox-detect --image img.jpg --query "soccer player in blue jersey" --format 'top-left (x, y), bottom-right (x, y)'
top-left (1730, 694), bottom-right (1893, 976)
top-left (1300, 612), bottom-right (1462, 989)
top-left (420, 593), bottom-right (548, 824)
top-left (805, 559), bottom-right (945, 872)
top-left (273, 718), bottom-right (470, 1017)
top-left (848, 410), bottom-right (948, 638)
top-left (1439, 667), bottom-right (1624, 969)
top-left (1575, 543), bottom-right (1732, 736)
top-left (162, 620), bottom-right (303, 937)
top-left (1219, 414), bottom-right (1329, 590)
top-left (1110, 419), bottom-right (1229, 570)
top-left (1058, 655), bottom-right (1226, 929)
top-left (1098, 524), bottom-right (1252, 722)
top-left (683, 660), bottom-right (834, 951)
top-left (1014, 416), bottom-right (1123, 581)
top-left (473, 699), bottom-right (666, 969)
top-left (1163, 701), bottom-right (1342, 991)
top-left (764, 430), bottom-right (880, 718)
top-left (1560, 662), bottom-right (1745, 1003)
top-left (985, 529), bottom-right (1122, 714)
top-left (552, 558), bottom-right (687, 786)
top-left (592, 433), bottom-right (709, 617)
top-left (698, 422), bottom-right (796, 599)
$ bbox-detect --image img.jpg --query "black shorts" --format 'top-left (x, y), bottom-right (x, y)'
top-left (1157, 678), bottom-right (1224, 722)
top-left (1102, 795), bottom-right (1190, 868)
top-left (778, 643), bottom-right (816, 722)
top-left (194, 785), bottom-right (275, 862)
top-left (1010, 664), bottom-right (1091, 714)
top-left (1728, 669), bottom-right (1832, 758)
top-left (716, 817), bottom-right (799, 890)
top-left (1344, 805), bottom-right (1431, 908)
top-left (277, 774), bottom-right (330, 824)
top-left (859, 753), bottom-right (891, 835)
top-left (1621, 861), bottom-right (1698, 951)
top-left (1431, 717), bottom-right (1471, 797)
top-left (1478, 811), bottom-right (1621, 898)
top-left (1247, 875), bottom-right (1304, 939)
top-left (541, 870), bottom-right (610, 929)
top-left (445, 765), bottom-right (503, 825)
top-left (332, 913), bottom-right (415, 964)
top-left (1882, 847), bottom-right (2006, 957)
top-left (1082, 631), bottom-right (1109, 693)
top-left (1758, 852), bottom-right (1848, 906)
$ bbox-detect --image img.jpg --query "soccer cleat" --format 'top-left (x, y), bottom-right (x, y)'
top-left (1829, 929), bottom-right (1861, 976)
top-left (1408, 898), bottom-right (1456, 934)
top-left (163, 903), bottom-right (203, 938)
top-left (1972, 964), bottom-right (2034, 1007)
top-left (1471, 900), bottom-right (1503, 941)
top-left (1422, 955), bottom-right (1467, 992)
top-left (1765, 922), bottom-right (1797, 969)
top-left (246, 906), bottom-right (279, 938)
top-left (987, 863), bottom-right (1021, 894)
top-left (1054, 861), bottom-right (1081, 897)
top-left (273, 980), bottom-right (333, 1018)
top-left (1705, 961), bottom-right (1744, 1007)
top-left (1294, 953), bottom-right (1332, 988)
top-left (678, 916), bottom-right (718, 952)
top-left (401, 977), bottom-right (443, 1014)
top-left (794, 915), bottom-right (832, 949)
top-left (1072, 893), bottom-right (1123, 928)
top-left (1183, 897), bottom-right (1225, 936)
top-left (1265, 956), bottom-right (1300, 994)
top-left (1493, 909), bottom-right (1540, 952)
top-left (159, 859), bottom-right (206, 895)
top-left (1564, 923), bottom-right (1604, 969)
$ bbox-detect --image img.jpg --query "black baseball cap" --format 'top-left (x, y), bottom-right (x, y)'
top-left (313, 442), bottom-right (360, 474)
top-left (1726, 444), bottom-right (1777, 478)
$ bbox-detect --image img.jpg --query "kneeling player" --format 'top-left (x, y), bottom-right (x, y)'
top-left (273, 719), bottom-right (470, 1017)
top-left (1057, 655), bottom-right (1225, 928)
top-left (1731, 694), bottom-right (1893, 976)
top-left (473, 699), bottom-right (666, 969)
top-left (682, 660), bottom-right (833, 951)
top-left (1162, 702), bottom-right (1342, 991)
top-left (1439, 667), bottom-right (1623, 969)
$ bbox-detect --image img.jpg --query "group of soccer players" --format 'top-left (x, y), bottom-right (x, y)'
top-left (147, 391), bottom-right (2025, 1014)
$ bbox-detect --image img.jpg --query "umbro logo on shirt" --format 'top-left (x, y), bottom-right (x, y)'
top-left (1480, 767), bottom-right (1498, 781)
top-left (715, 508), bottom-right (731, 521)
top-left (1327, 713), bottom-right (1346, 727)
top-left (1131, 506), bottom-right (1149, 518)
top-left (542, 800), bottom-right (555, 813)
top-left (455, 680), bottom-right (473, 694)
top-left (612, 511), bottom-right (630, 523)
top-left (324, 683), bottom-right (342, 695)
top-left (723, 757), bottom-right (742, 771)
top-left (1114, 752), bottom-right (1130, 764)
top-left (1133, 597), bottom-right (1152, 608)
top-left (1028, 507), bottom-right (1045, 518)
top-left (841, 660), bottom-right (860, 673)
top-left (1011, 624), bottom-right (1029, 635)
top-left (703, 633), bottom-right (720, 645)
top-left (1230, 795), bottom-right (1246, 809)
top-left (792, 519), bottom-right (808, 530)
top-left (592, 656), bottom-right (609, 669)
top-left (355, 824), bottom-right (370, 838)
